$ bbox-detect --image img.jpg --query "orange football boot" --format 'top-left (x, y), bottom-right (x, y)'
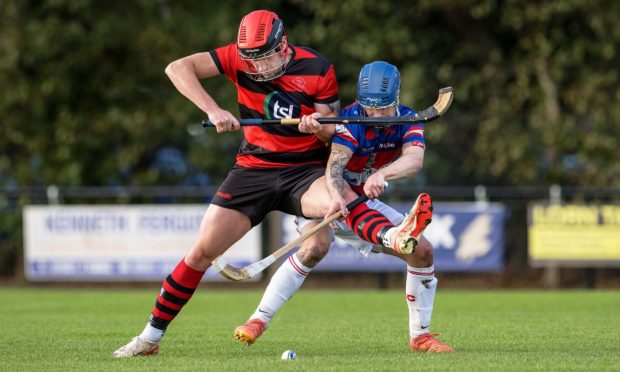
top-left (234, 318), bottom-right (267, 346)
top-left (410, 333), bottom-right (454, 353)
top-left (390, 193), bottom-right (433, 254)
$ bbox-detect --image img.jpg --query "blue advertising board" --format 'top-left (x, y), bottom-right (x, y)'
top-left (281, 202), bottom-right (506, 272)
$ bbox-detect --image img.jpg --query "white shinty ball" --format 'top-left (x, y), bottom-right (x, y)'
top-left (281, 349), bottom-right (297, 360)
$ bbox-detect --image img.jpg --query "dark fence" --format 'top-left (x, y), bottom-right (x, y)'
top-left (2, 185), bottom-right (619, 288)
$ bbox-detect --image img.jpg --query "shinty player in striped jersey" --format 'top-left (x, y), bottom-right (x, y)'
top-left (112, 11), bottom-right (432, 358)
top-left (234, 61), bottom-right (454, 353)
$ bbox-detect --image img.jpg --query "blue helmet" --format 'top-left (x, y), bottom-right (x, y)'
top-left (357, 61), bottom-right (400, 109)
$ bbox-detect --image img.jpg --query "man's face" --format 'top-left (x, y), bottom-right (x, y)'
top-left (361, 105), bottom-right (397, 117)
top-left (250, 53), bottom-right (286, 77)
top-left (240, 38), bottom-right (290, 81)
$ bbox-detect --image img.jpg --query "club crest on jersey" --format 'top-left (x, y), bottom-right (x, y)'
top-left (264, 91), bottom-right (301, 119)
top-left (292, 77), bottom-right (306, 91)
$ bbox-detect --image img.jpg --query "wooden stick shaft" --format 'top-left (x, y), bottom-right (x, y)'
top-left (202, 87), bottom-right (453, 128)
top-left (271, 211), bottom-right (343, 261)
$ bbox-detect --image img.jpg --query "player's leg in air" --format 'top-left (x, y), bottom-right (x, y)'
top-left (234, 188), bottom-right (438, 348)
top-left (343, 191), bottom-right (433, 255)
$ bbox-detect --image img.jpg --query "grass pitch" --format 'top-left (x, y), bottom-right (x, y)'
top-left (1, 288), bottom-right (618, 371)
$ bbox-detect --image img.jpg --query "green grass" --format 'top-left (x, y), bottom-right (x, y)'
top-left (1, 288), bottom-right (619, 371)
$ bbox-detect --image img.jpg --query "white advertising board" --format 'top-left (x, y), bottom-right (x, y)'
top-left (23, 205), bottom-right (262, 281)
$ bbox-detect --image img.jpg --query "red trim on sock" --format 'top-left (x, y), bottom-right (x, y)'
top-left (407, 269), bottom-right (435, 276)
top-left (288, 256), bottom-right (308, 276)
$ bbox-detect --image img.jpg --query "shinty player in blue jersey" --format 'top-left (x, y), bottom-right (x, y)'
top-left (235, 61), bottom-right (454, 353)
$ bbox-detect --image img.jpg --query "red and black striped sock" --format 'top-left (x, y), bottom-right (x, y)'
top-left (148, 258), bottom-right (205, 331)
top-left (345, 202), bottom-right (394, 245)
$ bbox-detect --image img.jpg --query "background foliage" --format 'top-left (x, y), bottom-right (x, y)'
top-left (2, 0), bottom-right (619, 188)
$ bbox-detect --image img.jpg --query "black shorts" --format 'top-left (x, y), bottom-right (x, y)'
top-left (211, 164), bottom-right (325, 227)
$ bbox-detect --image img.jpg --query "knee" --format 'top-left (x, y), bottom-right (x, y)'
top-left (185, 241), bottom-right (217, 268)
top-left (187, 233), bottom-right (230, 268)
top-left (296, 241), bottom-right (330, 268)
top-left (408, 237), bottom-right (433, 267)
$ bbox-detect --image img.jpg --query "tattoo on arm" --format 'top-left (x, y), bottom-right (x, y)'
top-left (326, 148), bottom-right (351, 198)
top-left (328, 101), bottom-right (340, 113)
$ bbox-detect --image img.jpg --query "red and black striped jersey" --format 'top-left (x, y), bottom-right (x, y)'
top-left (209, 44), bottom-right (339, 168)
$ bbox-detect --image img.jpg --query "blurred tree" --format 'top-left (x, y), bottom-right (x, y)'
top-left (0, 0), bottom-right (247, 187)
top-left (1, 0), bottom-right (619, 188)
top-left (288, 0), bottom-right (620, 187)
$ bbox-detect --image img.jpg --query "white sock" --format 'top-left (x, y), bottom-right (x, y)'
top-left (139, 322), bottom-right (165, 343)
top-left (250, 254), bottom-right (311, 324)
top-left (405, 265), bottom-right (438, 339)
top-left (382, 228), bottom-right (395, 248)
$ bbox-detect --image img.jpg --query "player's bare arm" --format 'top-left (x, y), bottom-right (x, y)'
top-left (325, 143), bottom-right (353, 217)
top-left (165, 52), bottom-right (240, 133)
top-left (364, 143), bottom-right (424, 199)
top-left (298, 101), bottom-right (340, 142)
top-left (327, 101), bottom-right (339, 113)
top-left (315, 101), bottom-right (340, 142)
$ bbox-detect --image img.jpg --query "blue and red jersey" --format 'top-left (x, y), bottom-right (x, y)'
top-left (210, 44), bottom-right (339, 168)
top-left (333, 102), bottom-right (425, 193)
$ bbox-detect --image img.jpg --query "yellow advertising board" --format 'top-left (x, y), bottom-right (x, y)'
top-left (528, 204), bottom-right (620, 266)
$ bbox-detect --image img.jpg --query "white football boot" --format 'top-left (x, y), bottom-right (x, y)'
top-left (112, 336), bottom-right (159, 358)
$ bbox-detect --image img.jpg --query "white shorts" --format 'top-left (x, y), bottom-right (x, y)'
top-left (294, 199), bottom-right (405, 257)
